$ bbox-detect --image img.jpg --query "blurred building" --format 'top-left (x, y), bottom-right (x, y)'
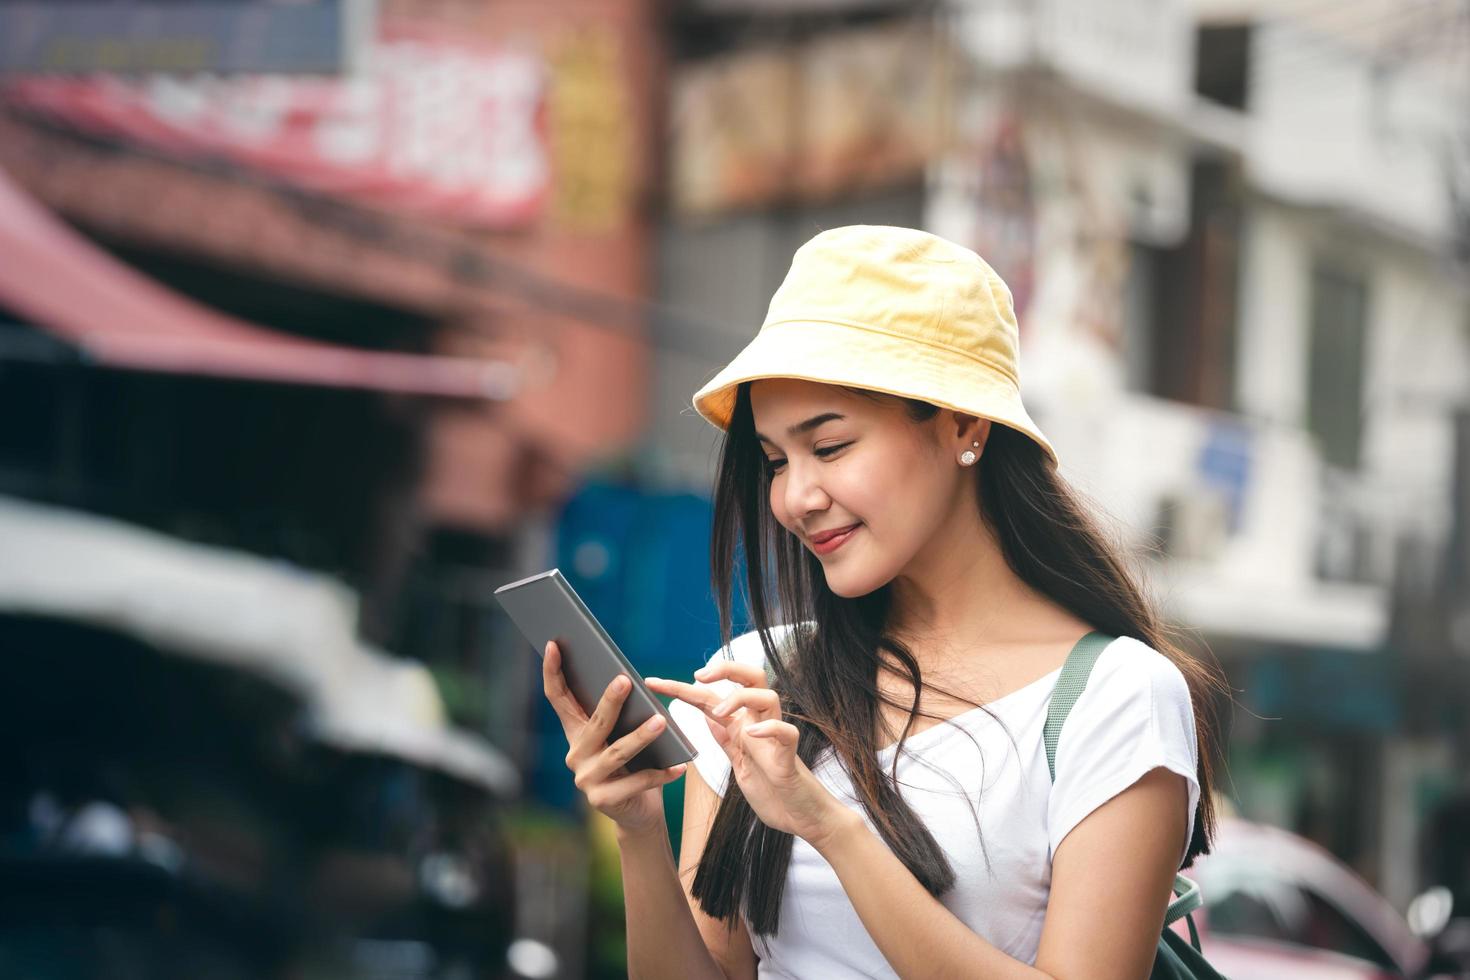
top-left (1, 0), bottom-right (1467, 975)
top-left (641, 0), bottom-right (1470, 914)
top-left (0, 496), bottom-right (521, 978)
top-left (0, 0), bottom-right (657, 597)
top-left (0, 0), bottom-right (664, 976)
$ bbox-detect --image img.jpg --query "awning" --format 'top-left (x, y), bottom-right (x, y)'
top-left (0, 165), bottom-right (518, 400)
top-left (0, 495), bottom-right (520, 798)
top-left (306, 652), bottom-right (524, 796)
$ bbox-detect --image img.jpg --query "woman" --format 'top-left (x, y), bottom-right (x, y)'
top-left (540, 226), bottom-right (1226, 978)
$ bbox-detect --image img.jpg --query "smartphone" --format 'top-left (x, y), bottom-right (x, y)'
top-left (494, 568), bottom-right (697, 773)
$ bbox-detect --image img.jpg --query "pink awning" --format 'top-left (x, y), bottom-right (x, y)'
top-left (0, 166), bottom-right (517, 399)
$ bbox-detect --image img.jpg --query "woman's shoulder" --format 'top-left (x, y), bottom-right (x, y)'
top-left (710, 622), bottom-right (808, 670)
top-left (1048, 633), bottom-right (1202, 864)
top-left (1085, 634), bottom-right (1192, 709)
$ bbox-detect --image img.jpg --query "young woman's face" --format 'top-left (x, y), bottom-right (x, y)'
top-left (750, 379), bottom-right (977, 598)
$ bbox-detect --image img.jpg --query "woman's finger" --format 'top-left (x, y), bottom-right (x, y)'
top-left (705, 713), bottom-right (732, 749)
top-left (569, 673), bottom-right (631, 759)
top-left (542, 641), bottom-right (590, 731)
top-left (644, 676), bottom-right (726, 713)
top-left (693, 661), bottom-right (768, 688)
top-left (584, 763), bottom-right (688, 812)
top-left (709, 686), bottom-right (781, 722)
top-left (745, 719), bottom-right (799, 747)
top-left (647, 676), bottom-right (779, 725)
top-left (579, 712), bottom-right (671, 784)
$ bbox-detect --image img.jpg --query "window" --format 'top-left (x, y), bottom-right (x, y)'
top-left (1195, 24), bottom-right (1253, 110)
top-left (1208, 876), bottom-right (1398, 971)
top-left (1306, 261), bottom-right (1370, 470)
top-left (1293, 889), bottom-right (1397, 970)
top-left (1124, 160), bottom-right (1241, 409)
top-left (1122, 241), bottom-right (1162, 394)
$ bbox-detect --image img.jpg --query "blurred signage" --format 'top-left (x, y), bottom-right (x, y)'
top-left (546, 27), bottom-right (634, 234)
top-left (0, 0), bottom-right (372, 76)
top-left (670, 21), bottom-right (950, 217)
top-left (694, 0), bottom-right (895, 9)
top-left (3, 23), bottom-right (549, 228)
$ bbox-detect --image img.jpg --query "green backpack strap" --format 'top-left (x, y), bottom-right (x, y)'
top-left (1165, 873), bottom-right (1203, 928)
top-left (1043, 630), bottom-right (1115, 781)
top-left (1043, 631), bottom-right (1205, 940)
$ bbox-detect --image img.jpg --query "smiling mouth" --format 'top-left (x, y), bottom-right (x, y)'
top-left (810, 524), bottom-right (860, 554)
top-left (809, 523), bottom-right (859, 544)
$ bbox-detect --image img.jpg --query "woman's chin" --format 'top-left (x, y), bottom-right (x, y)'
top-left (822, 564), bottom-right (890, 599)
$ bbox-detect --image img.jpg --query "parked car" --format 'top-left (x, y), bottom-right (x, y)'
top-left (1183, 818), bottom-right (1467, 979)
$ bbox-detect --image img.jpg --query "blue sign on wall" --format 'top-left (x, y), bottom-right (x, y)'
top-left (527, 480), bottom-right (752, 813)
top-left (0, 0), bottom-right (369, 75)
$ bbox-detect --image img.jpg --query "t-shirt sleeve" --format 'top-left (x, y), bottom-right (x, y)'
top-left (1046, 638), bottom-right (1200, 869)
top-left (665, 627), bottom-right (774, 796)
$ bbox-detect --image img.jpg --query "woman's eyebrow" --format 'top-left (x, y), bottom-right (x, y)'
top-left (755, 412), bottom-right (846, 444)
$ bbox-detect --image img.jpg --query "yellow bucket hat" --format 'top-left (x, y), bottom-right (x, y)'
top-left (691, 225), bottom-right (1058, 467)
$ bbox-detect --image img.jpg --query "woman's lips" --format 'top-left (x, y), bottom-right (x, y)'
top-left (811, 524), bottom-right (860, 556)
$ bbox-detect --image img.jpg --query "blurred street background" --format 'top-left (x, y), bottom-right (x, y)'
top-left (0, 0), bottom-right (1467, 977)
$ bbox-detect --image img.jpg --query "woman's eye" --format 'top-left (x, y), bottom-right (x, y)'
top-left (814, 441), bottom-right (852, 458)
top-left (764, 442), bottom-right (850, 476)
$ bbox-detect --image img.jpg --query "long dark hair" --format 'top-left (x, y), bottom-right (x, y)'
top-left (689, 381), bottom-right (1228, 937)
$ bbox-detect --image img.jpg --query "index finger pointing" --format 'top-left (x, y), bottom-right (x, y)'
top-left (643, 676), bottom-right (724, 712)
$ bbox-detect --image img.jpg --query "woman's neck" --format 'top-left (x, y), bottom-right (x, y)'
top-left (885, 506), bottom-right (1065, 663)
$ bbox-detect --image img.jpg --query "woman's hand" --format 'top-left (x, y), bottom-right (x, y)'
top-left (542, 640), bottom-right (687, 837)
top-left (645, 664), bottom-right (848, 849)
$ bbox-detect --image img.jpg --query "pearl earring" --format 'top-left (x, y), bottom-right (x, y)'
top-left (959, 440), bottom-right (980, 467)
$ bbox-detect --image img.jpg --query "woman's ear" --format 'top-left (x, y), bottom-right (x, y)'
top-left (952, 413), bottom-right (993, 456)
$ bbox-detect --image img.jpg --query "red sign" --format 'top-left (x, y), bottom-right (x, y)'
top-left (3, 24), bottom-right (549, 228)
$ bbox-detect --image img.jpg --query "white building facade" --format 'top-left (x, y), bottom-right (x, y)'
top-left (642, 0), bottom-right (1468, 907)
top-left (935, 0), bottom-right (1470, 905)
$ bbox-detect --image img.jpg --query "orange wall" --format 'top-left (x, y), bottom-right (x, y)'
top-left (417, 0), bottom-right (659, 531)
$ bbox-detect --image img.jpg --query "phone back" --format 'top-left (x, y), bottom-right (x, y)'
top-left (494, 569), bottom-right (697, 772)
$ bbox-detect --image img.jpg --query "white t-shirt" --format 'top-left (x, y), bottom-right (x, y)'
top-left (666, 625), bottom-right (1200, 978)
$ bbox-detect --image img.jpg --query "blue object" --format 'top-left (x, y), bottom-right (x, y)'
top-left (1196, 420), bottom-right (1253, 533)
top-left (526, 480), bottom-right (750, 811)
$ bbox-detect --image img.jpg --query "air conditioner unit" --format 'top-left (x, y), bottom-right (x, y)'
top-left (1154, 487), bottom-right (1230, 562)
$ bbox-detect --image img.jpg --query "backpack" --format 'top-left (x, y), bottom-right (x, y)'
top-left (1044, 631), bottom-right (1228, 979)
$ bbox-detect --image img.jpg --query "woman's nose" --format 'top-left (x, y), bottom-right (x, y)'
top-left (783, 461), bottom-right (830, 519)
